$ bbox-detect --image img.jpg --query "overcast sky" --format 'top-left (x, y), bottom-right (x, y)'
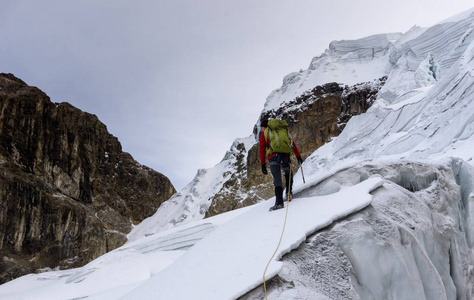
top-left (1, 1), bottom-right (473, 190)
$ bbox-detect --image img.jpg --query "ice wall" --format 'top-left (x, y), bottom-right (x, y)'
top-left (244, 161), bottom-right (474, 300)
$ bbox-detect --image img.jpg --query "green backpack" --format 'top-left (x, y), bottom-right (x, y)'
top-left (264, 119), bottom-right (293, 155)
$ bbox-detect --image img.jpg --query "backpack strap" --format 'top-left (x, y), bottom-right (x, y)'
top-left (263, 128), bottom-right (274, 156)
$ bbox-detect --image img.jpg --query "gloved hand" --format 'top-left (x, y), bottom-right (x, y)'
top-left (297, 156), bottom-right (304, 165)
top-left (261, 164), bottom-right (268, 175)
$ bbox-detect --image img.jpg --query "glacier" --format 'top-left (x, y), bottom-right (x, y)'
top-left (2, 6), bottom-right (474, 300)
top-left (242, 160), bottom-right (474, 299)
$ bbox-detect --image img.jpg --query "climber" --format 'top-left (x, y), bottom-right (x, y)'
top-left (260, 118), bottom-right (304, 211)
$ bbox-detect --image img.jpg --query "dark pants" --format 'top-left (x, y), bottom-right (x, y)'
top-left (269, 153), bottom-right (293, 205)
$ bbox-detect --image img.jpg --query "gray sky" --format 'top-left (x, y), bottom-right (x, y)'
top-left (1, 1), bottom-right (473, 190)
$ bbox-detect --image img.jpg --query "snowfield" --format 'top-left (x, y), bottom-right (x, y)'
top-left (2, 7), bottom-right (474, 300)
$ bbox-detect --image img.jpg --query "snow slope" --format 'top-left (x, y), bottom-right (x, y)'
top-left (0, 176), bottom-right (383, 300)
top-left (121, 177), bottom-right (383, 300)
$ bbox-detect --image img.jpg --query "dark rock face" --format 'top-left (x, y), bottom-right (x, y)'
top-left (0, 73), bottom-right (176, 283)
top-left (206, 78), bottom-right (386, 217)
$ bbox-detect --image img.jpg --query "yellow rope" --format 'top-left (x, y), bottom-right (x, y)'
top-left (263, 156), bottom-right (293, 299)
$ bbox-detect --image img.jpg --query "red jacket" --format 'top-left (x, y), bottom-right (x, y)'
top-left (259, 129), bottom-right (301, 165)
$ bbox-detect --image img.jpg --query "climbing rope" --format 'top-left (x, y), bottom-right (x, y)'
top-left (262, 155), bottom-right (293, 299)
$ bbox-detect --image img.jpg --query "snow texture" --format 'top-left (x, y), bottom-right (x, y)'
top-left (257, 160), bottom-right (474, 300)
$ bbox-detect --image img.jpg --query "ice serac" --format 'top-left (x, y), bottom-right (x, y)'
top-left (242, 161), bottom-right (474, 300)
top-left (382, 9), bottom-right (474, 102)
top-left (328, 33), bottom-right (400, 60)
top-left (264, 33), bottom-right (402, 112)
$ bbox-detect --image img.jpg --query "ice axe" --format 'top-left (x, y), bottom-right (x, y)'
top-left (300, 162), bottom-right (306, 184)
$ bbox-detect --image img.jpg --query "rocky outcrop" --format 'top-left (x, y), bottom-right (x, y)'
top-left (0, 73), bottom-right (176, 283)
top-left (206, 78), bottom-right (385, 217)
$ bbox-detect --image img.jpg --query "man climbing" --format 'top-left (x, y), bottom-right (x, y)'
top-left (260, 118), bottom-right (304, 211)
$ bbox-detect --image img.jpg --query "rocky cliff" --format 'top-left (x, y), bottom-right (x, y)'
top-left (205, 78), bottom-right (385, 217)
top-left (0, 73), bottom-right (176, 283)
